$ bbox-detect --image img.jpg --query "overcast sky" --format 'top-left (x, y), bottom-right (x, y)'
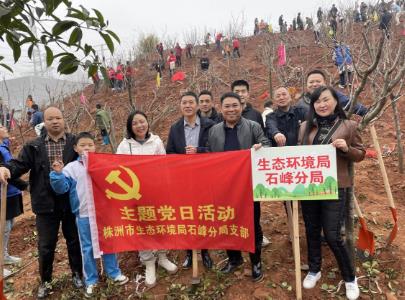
top-left (2, 0), bottom-right (363, 79)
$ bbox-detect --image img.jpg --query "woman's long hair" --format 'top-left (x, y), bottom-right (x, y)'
top-left (125, 110), bottom-right (150, 140)
top-left (302, 86), bottom-right (347, 145)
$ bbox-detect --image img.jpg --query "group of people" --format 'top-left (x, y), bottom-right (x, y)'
top-left (0, 67), bottom-right (368, 299)
top-left (106, 61), bottom-right (134, 92)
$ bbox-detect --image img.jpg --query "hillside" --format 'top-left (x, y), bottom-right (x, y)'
top-left (5, 22), bottom-right (405, 300)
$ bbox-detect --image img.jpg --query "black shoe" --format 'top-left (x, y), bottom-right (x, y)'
top-left (201, 250), bottom-right (213, 269)
top-left (182, 252), bottom-right (192, 269)
top-left (37, 282), bottom-right (50, 299)
top-left (252, 262), bottom-right (264, 282)
top-left (72, 272), bottom-right (84, 289)
top-left (220, 260), bottom-right (243, 274)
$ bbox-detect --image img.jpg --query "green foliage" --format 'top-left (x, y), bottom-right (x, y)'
top-left (137, 33), bottom-right (159, 56)
top-left (0, 0), bottom-right (120, 75)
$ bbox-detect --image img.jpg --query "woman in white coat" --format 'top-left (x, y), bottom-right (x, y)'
top-left (116, 110), bottom-right (178, 287)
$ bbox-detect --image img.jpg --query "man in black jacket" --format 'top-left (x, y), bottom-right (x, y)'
top-left (197, 90), bottom-right (222, 124)
top-left (231, 79), bottom-right (271, 247)
top-left (266, 87), bottom-right (307, 147)
top-left (231, 80), bottom-right (265, 130)
top-left (166, 91), bottom-right (215, 269)
top-left (0, 107), bottom-right (83, 298)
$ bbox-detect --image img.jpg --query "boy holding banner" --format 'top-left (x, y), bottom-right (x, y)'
top-left (50, 132), bottom-right (128, 298)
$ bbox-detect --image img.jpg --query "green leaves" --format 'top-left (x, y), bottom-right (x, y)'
top-left (45, 46), bottom-right (54, 67)
top-left (0, 1), bottom-right (120, 76)
top-left (68, 27), bottom-right (82, 45)
top-left (52, 20), bottom-right (78, 36)
top-left (100, 32), bottom-right (114, 53)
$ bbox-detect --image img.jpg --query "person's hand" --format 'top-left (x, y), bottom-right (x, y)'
top-left (0, 167), bottom-right (10, 184)
top-left (185, 146), bottom-right (197, 154)
top-left (252, 143), bottom-right (262, 151)
top-left (52, 160), bottom-right (64, 173)
top-left (332, 139), bottom-right (349, 152)
top-left (274, 133), bottom-right (286, 147)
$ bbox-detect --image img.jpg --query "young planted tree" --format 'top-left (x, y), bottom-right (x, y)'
top-left (0, 0), bottom-right (120, 77)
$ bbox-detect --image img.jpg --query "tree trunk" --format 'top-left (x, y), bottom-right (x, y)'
top-left (391, 95), bottom-right (404, 173)
top-left (128, 80), bottom-right (135, 111)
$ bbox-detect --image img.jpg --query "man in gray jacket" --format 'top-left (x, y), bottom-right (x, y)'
top-left (208, 92), bottom-right (270, 282)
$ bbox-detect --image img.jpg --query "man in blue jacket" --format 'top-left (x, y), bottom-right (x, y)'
top-left (166, 91), bottom-right (215, 270)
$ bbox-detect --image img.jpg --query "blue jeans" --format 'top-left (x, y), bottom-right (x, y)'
top-left (76, 217), bottom-right (121, 286)
top-left (3, 219), bottom-right (13, 257)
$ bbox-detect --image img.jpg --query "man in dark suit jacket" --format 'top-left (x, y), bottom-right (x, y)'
top-left (166, 91), bottom-right (215, 269)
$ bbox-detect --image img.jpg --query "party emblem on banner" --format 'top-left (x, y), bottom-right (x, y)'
top-left (105, 165), bottom-right (142, 201)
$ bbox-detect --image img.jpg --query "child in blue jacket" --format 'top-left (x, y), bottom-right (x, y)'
top-left (50, 132), bottom-right (128, 298)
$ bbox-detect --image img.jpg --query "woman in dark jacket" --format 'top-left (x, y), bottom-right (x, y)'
top-left (298, 86), bottom-right (365, 300)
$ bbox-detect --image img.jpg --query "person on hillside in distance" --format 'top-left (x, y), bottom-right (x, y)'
top-left (30, 104), bottom-right (43, 128)
top-left (379, 8), bottom-right (393, 38)
top-left (116, 111), bottom-right (178, 288)
top-left (207, 92), bottom-right (270, 282)
top-left (297, 13), bottom-right (304, 30)
top-left (279, 15), bottom-right (284, 32)
top-left (332, 42), bottom-right (354, 89)
top-left (166, 91), bottom-right (215, 271)
top-left (317, 7), bottom-right (323, 22)
top-left (167, 51), bottom-right (176, 77)
top-left (314, 21), bottom-right (321, 44)
top-left (232, 37), bottom-right (241, 58)
top-left (115, 69), bottom-right (124, 92)
top-left (156, 42), bottom-right (164, 59)
top-left (200, 52), bottom-right (210, 71)
top-left (204, 32), bottom-right (211, 49)
top-left (296, 69), bottom-right (368, 116)
top-left (292, 18), bottom-right (297, 30)
top-left (0, 107), bottom-right (83, 299)
top-left (108, 66), bottom-right (116, 90)
top-left (0, 125), bottom-right (28, 278)
top-left (254, 18), bottom-right (259, 35)
top-left (175, 43), bottom-right (182, 67)
top-left (215, 32), bottom-right (223, 51)
top-left (298, 86), bottom-right (365, 300)
top-left (95, 104), bottom-right (111, 146)
top-left (185, 43), bottom-right (193, 59)
top-left (50, 132), bottom-right (129, 298)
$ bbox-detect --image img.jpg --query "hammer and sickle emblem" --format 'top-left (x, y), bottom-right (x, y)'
top-left (105, 165), bottom-right (141, 201)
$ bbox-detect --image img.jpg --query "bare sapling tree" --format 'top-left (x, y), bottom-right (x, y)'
top-left (349, 28), bottom-right (405, 171)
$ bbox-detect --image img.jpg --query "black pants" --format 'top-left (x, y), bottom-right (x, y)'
top-left (227, 202), bottom-right (262, 265)
top-left (36, 209), bottom-right (82, 282)
top-left (301, 188), bottom-right (355, 282)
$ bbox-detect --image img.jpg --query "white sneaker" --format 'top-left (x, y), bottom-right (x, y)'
top-left (144, 260), bottom-right (157, 288)
top-left (4, 255), bottom-right (22, 265)
top-left (113, 274), bottom-right (129, 285)
top-left (303, 271), bottom-right (321, 289)
top-left (3, 268), bottom-right (12, 277)
top-left (345, 278), bottom-right (360, 300)
top-left (262, 236), bottom-right (271, 248)
top-left (85, 284), bottom-right (96, 298)
top-left (158, 254), bottom-right (178, 274)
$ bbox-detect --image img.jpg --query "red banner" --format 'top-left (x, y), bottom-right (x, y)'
top-left (87, 150), bottom-right (254, 254)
